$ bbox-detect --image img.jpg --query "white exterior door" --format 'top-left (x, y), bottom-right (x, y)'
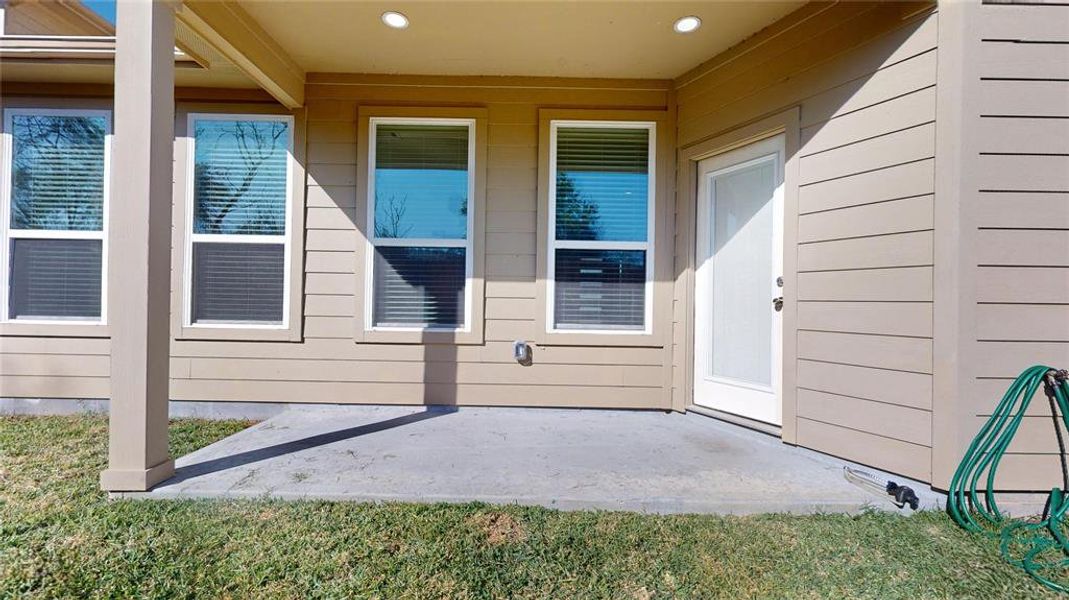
top-left (693, 135), bottom-right (784, 425)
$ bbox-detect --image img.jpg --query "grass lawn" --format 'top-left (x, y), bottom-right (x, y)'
top-left (0, 415), bottom-right (1058, 599)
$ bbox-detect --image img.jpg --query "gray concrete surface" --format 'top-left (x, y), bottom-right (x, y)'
top-left (121, 405), bottom-right (945, 514)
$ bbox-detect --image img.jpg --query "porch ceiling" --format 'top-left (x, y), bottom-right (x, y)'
top-left (238, 0), bottom-right (804, 79)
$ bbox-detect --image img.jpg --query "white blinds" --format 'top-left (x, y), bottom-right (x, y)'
top-left (10, 114), bottom-right (106, 231)
top-left (5, 112), bottom-right (107, 321)
top-left (373, 123), bottom-right (469, 240)
top-left (9, 239), bottom-right (102, 320)
top-left (192, 243), bottom-right (285, 323)
top-left (373, 247), bottom-right (465, 327)
top-left (553, 249), bottom-right (646, 330)
top-left (370, 120), bottom-right (473, 329)
top-left (551, 123), bottom-right (652, 332)
top-left (189, 116), bottom-right (290, 326)
top-left (193, 119), bottom-right (289, 235)
top-left (555, 127), bottom-right (649, 242)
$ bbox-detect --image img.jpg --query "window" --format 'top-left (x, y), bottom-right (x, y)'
top-left (547, 121), bottom-right (655, 334)
top-left (1, 109), bottom-right (110, 324)
top-left (366, 118), bottom-right (475, 331)
top-left (185, 114), bottom-right (292, 328)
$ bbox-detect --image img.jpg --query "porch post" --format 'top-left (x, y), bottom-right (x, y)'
top-left (100, 0), bottom-right (176, 492)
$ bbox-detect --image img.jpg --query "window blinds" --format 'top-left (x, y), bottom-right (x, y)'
top-left (370, 121), bottom-right (472, 329)
top-left (554, 249), bottom-right (645, 330)
top-left (189, 117), bottom-right (289, 325)
top-left (9, 239), bottom-right (102, 319)
top-left (5, 113), bottom-right (107, 321)
top-left (552, 124), bottom-right (651, 331)
top-left (193, 119), bottom-right (289, 235)
top-left (373, 247), bottom-right (465, 327)
top-left (10, 114), bottom-right (106, 231)
top-left (554, 127), bottom-right (648, 242)
top-left (192, 243), bottom-right (284, 323)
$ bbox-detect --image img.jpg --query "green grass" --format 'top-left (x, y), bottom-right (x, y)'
top-left (0, 415), bottom-right (1058, 599)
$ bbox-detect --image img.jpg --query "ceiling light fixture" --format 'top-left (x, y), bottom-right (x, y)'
top-left (381, 11), bottom-right (409, 29)
top-left (673, 16), bottom-right (701, 34)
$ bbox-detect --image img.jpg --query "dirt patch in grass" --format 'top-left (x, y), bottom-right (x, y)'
top-left (468, 510), bottom-right (528, 545)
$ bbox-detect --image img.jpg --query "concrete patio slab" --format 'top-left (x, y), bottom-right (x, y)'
top-left (122, 405), bottom-right (944, 514)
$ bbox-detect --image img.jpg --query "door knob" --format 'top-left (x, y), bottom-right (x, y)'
top-left (773, 296), bottom-right (783, 312)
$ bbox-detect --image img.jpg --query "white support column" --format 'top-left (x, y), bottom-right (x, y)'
top-left (100, 0), bottom-right (176, 492)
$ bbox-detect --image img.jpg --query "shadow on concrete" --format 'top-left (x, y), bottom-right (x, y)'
top-left (163, 406), bottom-right (457, 486)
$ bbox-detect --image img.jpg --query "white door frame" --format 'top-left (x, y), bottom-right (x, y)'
top-left (674, 108), bottom-right (800, 441)
top-left (693, 133), bottom-right (785, 426)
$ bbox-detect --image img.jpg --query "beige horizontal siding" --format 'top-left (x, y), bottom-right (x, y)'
top-left (672, 2), bottom-right (937, 479)
top-left (797, 360), bottom-right (932, 410)
top-left (181, 82), bottom-right (671, 408)
top-left (798, 302), bottom-right (932, 338)
top-left (799, 86), bottom-right (935, 156)
top-left (975, 230), bottom-right (1069, 267)
top-left (798, 123), bottom-right (934, 185)
top-left (798, 389), bottom-right (932, 446)
top-left (185, 358), bottom-right (663, 387)
top-left (797, 267), bottom-right (933, 302)
top-left (0, 354), bottom-right (110, 378)
top-left (975, 267), bottom-right (1069, 304)
top-left (798, 159), bottom-right (934, 214)
top-left (797, 195), bottom-right (933, 243)
top-left (965, 2), bottom-right (1067, 497)
top-left (978, 40), bottom-right (1069, 80)
top-left (0, 376), bottom-right (109, 399)
top-left (979, 80), bottom-right (1069, 117)
top-left (798, 231), bottom-right (933, 271)
top-left (975, 193), bottom-right (1069, 230)
top-left (1, 79), bottom-right (673, 409)
top-left (798, 331), bottom-right (932, 374)
top-left (796, 418), bottom-right (931, 481)
top-left (171, 379), bottom-right (662, 408)
top-left (0, 337), bottom-right (110, 355)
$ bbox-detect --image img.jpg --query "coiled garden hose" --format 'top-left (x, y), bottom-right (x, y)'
top-left (948, 365), bottom-right (1069, 593)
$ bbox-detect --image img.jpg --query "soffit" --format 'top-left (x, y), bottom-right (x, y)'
top-left (238, 1), bottom-right (804, 79)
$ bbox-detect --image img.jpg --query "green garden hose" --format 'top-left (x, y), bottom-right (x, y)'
top-left (948, 365), bottom-right (1069, 593)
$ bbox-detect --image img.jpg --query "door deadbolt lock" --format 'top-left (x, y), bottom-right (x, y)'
top-left (773, 296), bottom-right (784, 312)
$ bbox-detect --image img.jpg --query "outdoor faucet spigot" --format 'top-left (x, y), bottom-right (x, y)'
top-left (513, 340), bottom-right (532, 366)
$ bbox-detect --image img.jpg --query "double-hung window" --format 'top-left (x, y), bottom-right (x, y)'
top-left (1, 109), bottom-right (110, 324)
top-left (547, 121), bottom-right (655, 334)
top-left (366, 118), bottom-right (475, 331)
top-left (185, 114), bottom-right (292, 328)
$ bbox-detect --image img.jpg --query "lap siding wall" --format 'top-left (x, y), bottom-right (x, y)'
top-left (0, 82), bottom-right (675, 410)
top-left (674, 2), bottom-right (939, 482)
top-left (959, 2), bottom-right (1069, 491)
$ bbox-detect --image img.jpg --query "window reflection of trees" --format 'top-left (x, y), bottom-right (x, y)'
top-left (11, 116), bottom-right (106, 231)
top-left (194, 120), bottom-right (287, 235)
top-left (374, 194), bottom-right (413, 238)
top-left (555, 172), bottom-right (601, 241)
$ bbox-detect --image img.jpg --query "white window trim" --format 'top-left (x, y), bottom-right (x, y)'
top-left (0, 107), bottom-right (111, 325)
top-left (183, 112), bottom-right (294, 330)
top-left (546, 119), bottom-right (656, 335)
top-left (365, 117), bottom-right (476, 333)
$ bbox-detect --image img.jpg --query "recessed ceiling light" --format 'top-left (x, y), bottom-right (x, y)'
top-left (673, 16), bottom-right (701, 34)
top-left (381, 11), bottom-right (409, 29)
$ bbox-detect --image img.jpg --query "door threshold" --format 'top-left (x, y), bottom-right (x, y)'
top-left (688, 404), bottom-right (782, 438)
